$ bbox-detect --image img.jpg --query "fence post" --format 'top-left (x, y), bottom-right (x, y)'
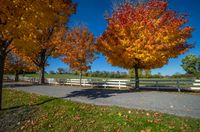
top-left (156, 80), bottom-right (159, 90)
top-left (83, 80), bottom-right (86, 86)
top-left (119, 80), bottom-right (121, 90)
top-left (177, 80), bottom-right (180, 92)
top-left (104, 79), bottom-right (107, 88)
top-left (66, 79), bottom-right (68, 85)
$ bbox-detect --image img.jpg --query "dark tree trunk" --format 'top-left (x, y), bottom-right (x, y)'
top-left (0, 39), bottom-right (12, 110)
top-left (14, 71), bottom-right (19, 82)
top-left (39, 49), bottom-right (46, 84)
top-left (23, 71), bottom-right (25, 77)
top-left (79, 71), bottom-right (83, 87)
top-left (134, 67), bottom-right (139, 90)
top-left (39, 66), bottom-right (45, 84)
top-left (0, 51), bottom-right (5, 110)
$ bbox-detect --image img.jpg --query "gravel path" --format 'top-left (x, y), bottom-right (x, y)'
top-left (7, 83), bottom-right (200, 119)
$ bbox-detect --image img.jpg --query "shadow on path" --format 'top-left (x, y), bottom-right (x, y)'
top-left (64, 87), bottom-right (195, 100)
top-left (3, 82), bottom-right (40, 88)
top-left (65, 89), bottom-right (132, 99)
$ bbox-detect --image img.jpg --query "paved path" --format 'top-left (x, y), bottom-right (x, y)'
top-left (7, 83), bottom-right (200, 119)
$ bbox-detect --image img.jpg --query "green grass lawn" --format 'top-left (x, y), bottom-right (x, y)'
top-left (20, 74), bottom-right (194, 88)
top-left (22, 73), bottom-right (103, 79)
top-left (1, 89), bottom-right (200, 131)
top-left (22, 73), bottom-right (195, 80)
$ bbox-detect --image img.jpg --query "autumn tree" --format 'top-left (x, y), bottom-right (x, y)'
top-left (98, 0), bottom-right (193, 89)
top-left (0, 0), bottom-right (76, 110)
top-left (57, 26), bottom-right (97, 86)
top-left (4, 51), bottom-right (37, 81)
top-left (15, 1), bottom-right (76, 84)
top-left (0, 0), bottom-right (40, 110)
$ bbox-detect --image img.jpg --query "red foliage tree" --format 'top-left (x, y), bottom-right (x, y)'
top-left (98, 0), bottom-right (193, 89)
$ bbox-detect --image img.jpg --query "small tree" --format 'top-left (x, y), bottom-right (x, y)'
top-left (97, 0), bottom-right (193, 89)
top-left (57, 26), bottom-right (97, 86)
top-left (181, 54), bottom-right (200, 76)
top-left (57, 68), bottom-right (65, 74)
top-left (144, 70), bottom-right (152, 78)
top-left (49, 70), bottom-right (56, 74)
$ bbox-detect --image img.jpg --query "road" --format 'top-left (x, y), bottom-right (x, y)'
top-left (6, 83), bottom-right (200, 119)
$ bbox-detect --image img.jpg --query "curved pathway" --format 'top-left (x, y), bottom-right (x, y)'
top-left (6, 83), bottom-right (200, 119)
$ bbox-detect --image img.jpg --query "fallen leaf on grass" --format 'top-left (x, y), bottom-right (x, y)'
top-left (147, 128), bottom-right (151, 132)
top-left (74, 114), bottom-right (81, 120)
top-left (89, 120), bottom-right (96, 124)
top-left (70, 127), bottom-right (74, 132)
top-left (169, 126), bottom-right (175, 129)
top-left (153, 112), bottom-right (160, 117)
top-left (48, 124), bottom-right (52, 128)
top-left (146, 113), bottom-right (150, 116)
top-left (20, 126), bottom-right (25, 130)
top-left (117, 128), bottom-right (122, 132)
top-left (118, 112), bottom-right (122, 117)
top-left (141, 128), bottom-right (151, 132)
top-left (154, 119), bottom-right (161, 124)
top-left (147, 120), bottom-right (153, 123)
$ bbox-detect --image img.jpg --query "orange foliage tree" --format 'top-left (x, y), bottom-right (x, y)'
top-left (97, 0), bottom-right (193, 89)
top-left (0, 0), bottom-right (76, 109)
top-left (0, 0), bottom-right (38, 110)
top-left (4, 51), bottom-right (38, 82)
top-left (15, 1), bottom-right (76, 84)
top-left (56, 26), bottom-right (97, 85)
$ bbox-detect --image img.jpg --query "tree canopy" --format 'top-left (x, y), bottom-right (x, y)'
top-left (0, 0), bottom-right (76, 109)
top-left (97, 0), bottom-right (193, 88)
top-left (13, 0), bottom-right (76, 84)
top-left (55, 26), bottom-right (97, 85)
top-left (58, 26), bottom-right (97, 73)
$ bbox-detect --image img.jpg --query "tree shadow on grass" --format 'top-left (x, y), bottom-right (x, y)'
top-left (0, 97), bottom-right (62, 131)
top-left (0, 105), bottom-right (36, 131)
top-left (1, 98), bottom-right (58, 111)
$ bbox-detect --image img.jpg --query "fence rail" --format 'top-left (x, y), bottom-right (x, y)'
top-left (3, 75), bottom-right (194, 91)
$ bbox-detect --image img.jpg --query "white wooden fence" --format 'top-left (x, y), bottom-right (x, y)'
top-left (3, 75), bottom-right (194, 91)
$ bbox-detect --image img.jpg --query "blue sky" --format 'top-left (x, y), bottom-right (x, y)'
top-left (46, 0), bottom-right (200, 75)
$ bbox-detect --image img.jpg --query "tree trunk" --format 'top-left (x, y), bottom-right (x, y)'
top-left (14, 71), bottom-right (19, 82)
top-left (79, 71), bottom-right (83, 87)
top-left (22, 71), bottom-right (25, 77)
top-left (0, 39), bottom-right (12, 110)
top-left (0, 52), bottom-right (5, 110)
top-left (39, 66), bottom-right (45, 84)
top-left (39, 49), bottom-right (46, 84)
top-left (134, 67), bottom-right (139, 90)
